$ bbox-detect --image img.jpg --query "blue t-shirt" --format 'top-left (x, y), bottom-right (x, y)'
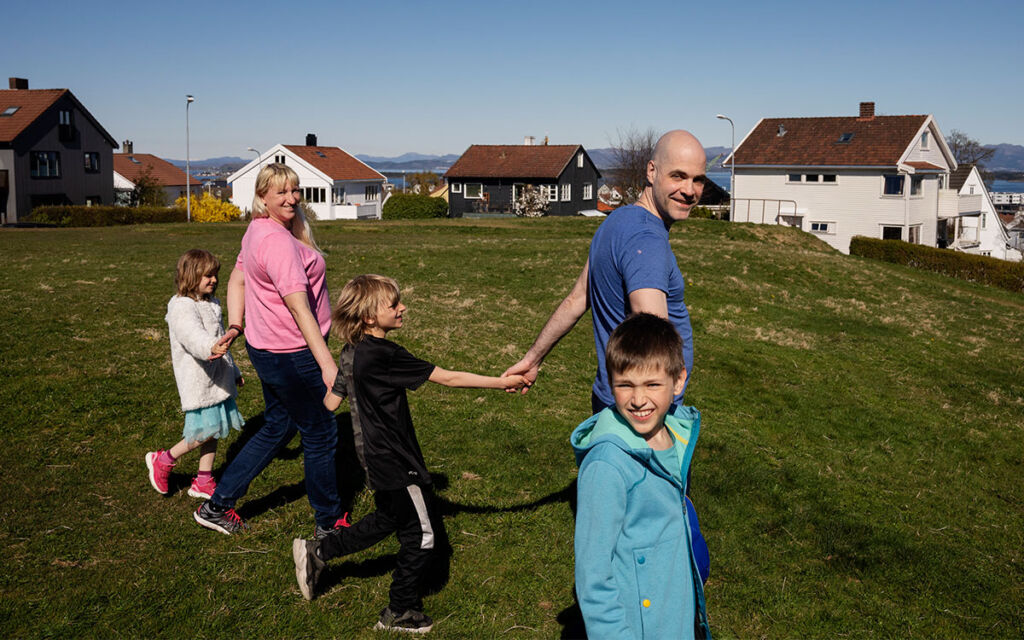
top-left (588, 205), bottom-right (694, 407)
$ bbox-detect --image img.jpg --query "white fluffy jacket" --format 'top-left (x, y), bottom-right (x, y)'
top-left (166, 295), bottom-right (240, 411)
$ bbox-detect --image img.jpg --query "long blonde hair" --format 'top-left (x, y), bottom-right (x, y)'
top-left (331, 274), bottom-right (401, 345)
top-left (251, 163), bottom-right (320, 252)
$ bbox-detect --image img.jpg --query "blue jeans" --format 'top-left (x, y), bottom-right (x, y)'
top-left (211, 345), bottom-right (341, 528)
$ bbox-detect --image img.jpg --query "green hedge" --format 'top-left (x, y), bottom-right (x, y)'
top-left (850, 235), bottom-right (1024, 293)
top-left (381, 194), bottom-right (449, 220)
top-left (29, 205), bottom-right (187, 227)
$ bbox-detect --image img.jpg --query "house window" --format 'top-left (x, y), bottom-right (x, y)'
top-left (464, 183), bottom-right (482, 199)
top-left (981, 214), bottom-right (986, 229)
top-left (837, 132), bottom-right (854, 143)
top-left (805, 174), bottom-right (820, 183)
top-left (911, 176), bottom-right (923, 196)
top-left (788, 174), bottom-right (802, 183)
top-left (451, 183), bottom-right (462, 193)
top-left (810, 221), bottom-right (834, 234)
top-left (577, 152), bottom-right (584, 168)
top-left (332, 186), bottom-right (345, 204)
top-left (84, 152), bottom-right (100, 173)
top-left (1, 106), bottom-right (19, 117)
top-left (969, 186), bottom-right (975, 195)
top-left (822, 174), bottom-right (837, 183)
top-left (541, 185), bottom-right (557, 202)
top-left (981, 251), bottom-right (991, 257)
top-left (883, 175), bottom-right (904, 196)
top-left (58, 110), bottom-right (74, 141)
top-left (583, 183), bottom-right (593, 200)
top-left (30, 151), bottom-right (61, 178)
top-left (365, 185), bottom-right (380, 201)
top-left (908, 225), bottom-right (921, 243)
top-left (59, 110), bottom-right (71, 125)
top-left (921, 132), bottom-right (930, 149)
top-left (85, 196), bottom-right (101, 206)
top-left (882, 226), bottom-right (902, 240)
top-left (560, 184), bottom-right (571, 201)
top-left (274, 154), bottom-right (286, 164)
top-left (303, 187), bottom-right (325, 203)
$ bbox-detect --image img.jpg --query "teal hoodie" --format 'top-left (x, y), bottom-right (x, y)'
top-left (571, 405), bottom-right (710, 640)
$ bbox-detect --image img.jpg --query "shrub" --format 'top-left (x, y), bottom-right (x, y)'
top-left (29, 205), bottom-right (186, 227)
top-left (850, 235), bottom-right (1024, 293)
top-left (689, 206), bottom-right (717, 219)
top-left (382, 193), bottom-right (448, 220)
top-left (173, 192), bottom-right (243, 223)
top-left (512, 185), bottom-right (549, 218)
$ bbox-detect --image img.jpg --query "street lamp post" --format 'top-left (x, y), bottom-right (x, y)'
top-left (716, 114), bottom-right (735, 221)
top-left (247, 146), bottom-right (260, 168)
top-left (186, 95), bottom-right (194, 222)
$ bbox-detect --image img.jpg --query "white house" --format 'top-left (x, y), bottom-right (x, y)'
top-left (229, 135), bottom-right (387, 220)
top-left (946, 165), bottom-right (1022, 261)
top-left (723, 102), bottom-right (968, 254)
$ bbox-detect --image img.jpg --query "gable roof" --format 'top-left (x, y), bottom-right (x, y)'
top-left (730, 115), bottom-right (930, 167)
top-left (113, 153), bottom-right (191, 187)
top-left (0, 88), bottom-right (117, 147)
top-left (282, 145), bottom-right (384, 181)
top-left (949, 164), bottom-right (976, 192)
top-left (444, 144), bottom-right (588, 179)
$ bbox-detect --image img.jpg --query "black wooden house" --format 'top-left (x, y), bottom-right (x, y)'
top-left (444, 143), bottom-right (601, 217)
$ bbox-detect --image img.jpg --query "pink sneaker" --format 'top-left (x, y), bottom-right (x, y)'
top-left (145, 450), bottom-right (174, 494)
top-left (188, 475), bottom-right (217, 499)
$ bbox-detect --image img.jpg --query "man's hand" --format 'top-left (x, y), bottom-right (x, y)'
top-left (208, 332), bottom-right (234, 360)
top-left (501, 358), bottom-right (538, 394)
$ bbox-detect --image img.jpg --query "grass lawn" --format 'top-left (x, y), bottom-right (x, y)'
top-left (1, 218), bottom-right (1022, 638)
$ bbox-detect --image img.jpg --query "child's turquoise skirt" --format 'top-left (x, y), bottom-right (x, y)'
top-left (183, 397), bottom-right (244, 444)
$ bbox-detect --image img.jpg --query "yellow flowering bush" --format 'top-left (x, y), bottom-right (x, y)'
top-left (174, 192), bottom-right (243, 223)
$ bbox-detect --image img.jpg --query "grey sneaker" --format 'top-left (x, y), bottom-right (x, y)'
top-left (292, 538), bottom-right (326, 601)
top-left (313, 513), bottom-right (351, 540)
top-left (374, 607), bottom-right (434, 633)
top-left (194, 501), bottom-right (248, 535)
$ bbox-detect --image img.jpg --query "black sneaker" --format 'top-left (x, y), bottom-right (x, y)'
top-left (194, 500), bottom-right (248, 535)
top-left (374, 607), bottom-right (434, 634)
top-left (313, 512), bottom-right (351, 540)
top-left (292, 538), bottom-right (326, 601)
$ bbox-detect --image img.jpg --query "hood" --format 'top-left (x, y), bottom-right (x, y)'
top-left (571, 405), bottom-right (701, 482)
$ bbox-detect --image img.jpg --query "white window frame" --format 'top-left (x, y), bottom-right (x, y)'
top-left (908, 225), bottom-right (921, 244)
top-left (882, 174), bottom-right (905, 197)
top-left (809, 221), bottom-right (835, 234)
top-left (451, 182), bottom-right (462, 193)
top-left (560, 184), bottom-right (571, 202)
top-left (577, 152), bottom-right (584, 168)
top-left (464, 183), bottom-right (483, 199)
top-left (274, 154), bottom-right (286, 164)
top-left (910, 175), bottom-right (923, 197)
top-left (546, 185), bottom-right (557, 202)
top-left (822, 174), bottom-right (837, 184)
top-left (787, 173), bottom-right (802, 183)
top-left (921, 132), bottom-right (930, 149)
top-left (365, 185), bottom-right (380, 201)
top-left (583, 183), bottom-right (593, 200)
top-left (332, 186), bottom-right (345, 205)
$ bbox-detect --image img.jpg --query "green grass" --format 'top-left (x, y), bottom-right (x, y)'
top-left (2, 218), bottom-right (1022, 638)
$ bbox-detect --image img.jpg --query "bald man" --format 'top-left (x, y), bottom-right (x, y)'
top-left (504, 130), bottom-right (707, 412)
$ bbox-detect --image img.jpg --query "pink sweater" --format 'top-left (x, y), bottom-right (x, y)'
top-left (236, 218), bottom-right (331, 351)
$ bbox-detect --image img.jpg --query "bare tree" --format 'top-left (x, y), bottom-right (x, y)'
top-left (609, 126), bottom-right (658, 203)
top-left (946, 129), bottom-right (996, 166)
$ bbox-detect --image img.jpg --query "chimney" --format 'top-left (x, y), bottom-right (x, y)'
top-left (524, 136), bottom-right (535, 146)
top-left (122, 140), bottom-right (133, 154)
top-left (777, 124), bottom-right (787, 137)
top-left (305, 133), bottom-right (317, 147)
top-left (9, 77), bottom-right (28, 90)
top-left (859, 101), bottom-right (875, 119)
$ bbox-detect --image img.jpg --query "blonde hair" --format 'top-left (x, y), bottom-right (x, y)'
top-left (606, 313), bottom-right (686, 381)
top-left (251, 163), bottom-right (320, 252)
top-left (175, 249), bottom-right (220, 300)
top-left (331, 274), bottom-right (401, 345)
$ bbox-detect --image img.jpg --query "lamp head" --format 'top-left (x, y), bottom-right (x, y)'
top-left (186, 95), bottom-right (195, 103)
top-left (715, 114), bottom-right (727, 120)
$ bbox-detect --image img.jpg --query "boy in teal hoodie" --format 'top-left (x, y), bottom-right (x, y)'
top-left (572, 313), bottom-right (710, 639)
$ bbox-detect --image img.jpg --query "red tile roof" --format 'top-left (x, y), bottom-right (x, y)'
top-left (113, 153), bottom-right (191, 187)
top-left (0, 88), bottom-right (116, 146)
top-left (732, 115), bottom-right (929, 167)
top-left (0, 89), bottom-right (66, 142)
top-left (904, 161), bottom-right (944, 171)
top-left (283, 145), bottom-right (384, 181)
top-left (444, 145), bottom-right (581, 179)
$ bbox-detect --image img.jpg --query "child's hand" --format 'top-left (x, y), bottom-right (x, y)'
top-left (500, 374), bottom-right (530, 393)
top-left (211, 342), bottom-right (229, 357)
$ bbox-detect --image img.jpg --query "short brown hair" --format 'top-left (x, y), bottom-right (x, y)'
top-left (331, 274), bottom-right (401, 345)
top-left (605, 313), bottom-right (686, 381)
top-left (174, 249), bottom-right (220, 300)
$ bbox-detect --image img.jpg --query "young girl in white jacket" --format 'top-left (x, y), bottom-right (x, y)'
top-left (146, 249), bottom-right (244, 499)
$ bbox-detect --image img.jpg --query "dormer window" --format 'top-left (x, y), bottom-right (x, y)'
top-left (837, 132), bottom-right (854, 143)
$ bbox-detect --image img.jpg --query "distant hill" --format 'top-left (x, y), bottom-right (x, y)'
top-left (988, 143), bottom-right (1024, 172)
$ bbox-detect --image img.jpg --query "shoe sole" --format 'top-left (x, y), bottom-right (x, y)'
top-left (145, 452), bottom-right (168, 494)
top-left (292, 538), bottom-right (315, 600)
top-left (187, 487), bottom-right (214, 499)
top-left (193, 509), bottom-right (235, 535)
top-left (373, 621), bottom-right (433, 634)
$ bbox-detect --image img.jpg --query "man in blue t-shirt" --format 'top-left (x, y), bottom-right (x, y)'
top-left (504, 129), bottom-right (707, 412)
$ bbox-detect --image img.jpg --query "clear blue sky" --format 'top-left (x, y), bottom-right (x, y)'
top-left (7, 0), bottom-right (1022, 160)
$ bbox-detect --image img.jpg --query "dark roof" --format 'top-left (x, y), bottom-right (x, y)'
top-left (948, 164), bottom-right (975, 192)
top-left (732, 115), bottom-right (929, 167)
top-left (0, 88), bottom-right (117, 147)
top-left (283, 145), bottom-right (384, 181)
top-left (113, 153), bottom-right (191, 187)
top-left (445, 144), bottom-right (584, 179)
